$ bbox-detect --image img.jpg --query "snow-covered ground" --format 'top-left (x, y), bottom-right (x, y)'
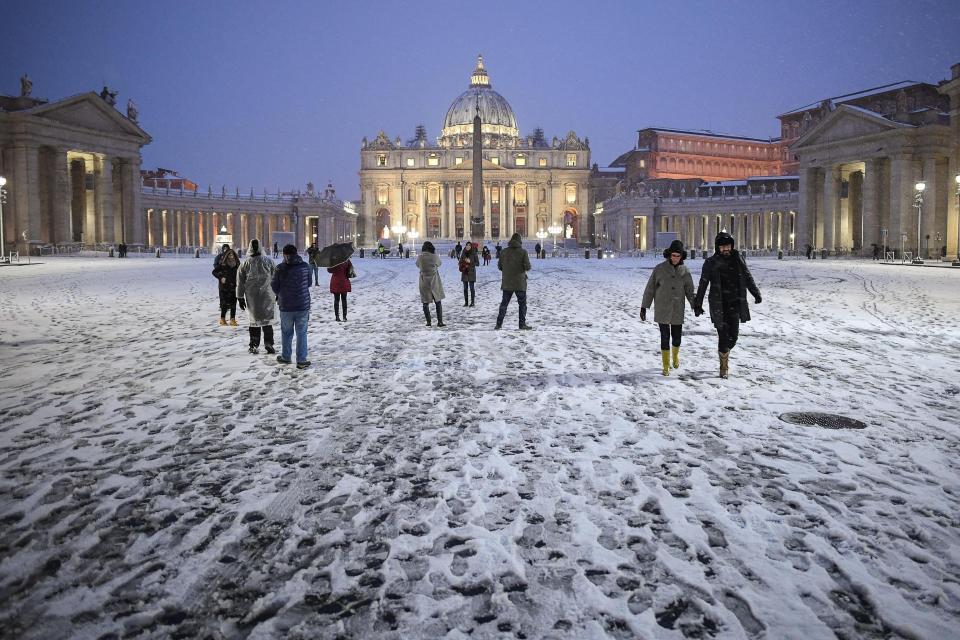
top-left (0, 254), bottom-right (958, 640)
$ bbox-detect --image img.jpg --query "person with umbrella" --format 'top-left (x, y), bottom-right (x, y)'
top-left (327, 253), bottom-right (354, 322)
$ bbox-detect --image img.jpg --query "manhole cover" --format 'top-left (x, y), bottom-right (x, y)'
top-left (779, 412), bottom-right (867, 430)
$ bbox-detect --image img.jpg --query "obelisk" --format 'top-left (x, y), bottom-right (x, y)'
top-left (470, 97), bottom-right (484, 242)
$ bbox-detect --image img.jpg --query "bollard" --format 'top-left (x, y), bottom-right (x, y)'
top-left (821, 248), bottom-right (827, 260)
top-left (690, 249), bottom-right (696, 259)
top-left (597, 249), bottom-right (603, 260)
top-left (156, 248), bottom-right (161, 258)
top-left (405, 249), bottom-right (410, 258)
top-left (777, 250), bottom-right (783, 260)
top-left (585, 249), bottom-right (590, 259)
top-left (359, 248), bottom-right (365, 258)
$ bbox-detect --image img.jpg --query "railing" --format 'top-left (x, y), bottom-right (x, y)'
top-left (141, 185), bottom-right (345, 208)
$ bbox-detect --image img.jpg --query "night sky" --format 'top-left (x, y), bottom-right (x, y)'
top-left (4, 0), bottom-right (958, 200)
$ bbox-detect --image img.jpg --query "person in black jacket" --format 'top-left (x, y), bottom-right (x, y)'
top-left (694, 231), bottom-right (761, 378)
top-left (212, 247), bottom-right (240, 326)
top-left (306, 243), bottom-right (321, 286)
top-left (271, 244), bottom-right (312, 368)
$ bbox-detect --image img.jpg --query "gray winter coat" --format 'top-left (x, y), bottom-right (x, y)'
top-left (641, 260), bottom-right (696, 325)
top-left (237, 243), bottom-right (278, 327)
top-left (416, 252), bottom-right (445, 303)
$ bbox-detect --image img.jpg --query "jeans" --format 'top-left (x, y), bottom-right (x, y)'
top-left (463, 281), bottom-right (475, 304)
top-left (658, 324), bottom-right (683, 350)
top-left (716, 309), bottom-right (740, 352)
top-left (280, 310), bottom-right (309, 362)
top-left (311, 266), bottom-right (319, 286)
top-left (496, 290), bottom-right (527, 326)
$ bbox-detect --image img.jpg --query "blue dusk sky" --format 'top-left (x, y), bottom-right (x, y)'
top-left (4, 0), bottom-right (959, 200)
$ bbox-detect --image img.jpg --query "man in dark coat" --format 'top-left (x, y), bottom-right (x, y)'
top-left (534, 242), bottom-right (542, 259)
top-left (694, 231), bottom-right (761, 378)
top-left (496, 233), bottom-right (533, 330)
top-left (271, 244), bottom-right (312, 368)
top-left (455, 241), bottom-right (463, 259)
top-left (306, 243), bottom-right (321, 286)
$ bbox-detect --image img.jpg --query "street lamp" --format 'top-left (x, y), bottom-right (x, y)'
top-left (407, 229), bottom-right (419, 255)
top-left (790, 232), bottom-right (795, 256)
top-left (535, 229), bottom-right (547, 258)
top-left (547, 224), bottom-right (562, 253)
top-left (0, 176), bottom-right (7, 262)
top-left (913, 182), bottom-right (925, 264)
top-left (395, 223), bottom-right (407, 249)
top-left (954, 174), bottom-right (960, 267)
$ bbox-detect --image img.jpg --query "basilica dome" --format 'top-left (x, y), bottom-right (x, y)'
top-left (440, 56), bottom-right (520, 148)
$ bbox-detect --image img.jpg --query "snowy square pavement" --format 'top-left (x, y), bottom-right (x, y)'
top-left (0, 255), bottom-right (958, 639)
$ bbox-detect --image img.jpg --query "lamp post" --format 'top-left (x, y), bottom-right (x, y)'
top-left (395, 223), bottom-right (406, 247)
top-left (954, 174), bottom-right (960, 267)
top-left (912, 182), bottom-right (925, 264)
top-left (790, 232), bottom-right (795, 257)
top-left (535, 229), bottom-right (547, 258)
top-left (0, 176), bottom-right (7, 262)
top-left (407, 229), bottom-right (419, 256)
top-left (547, 224), bottom-right (562, 253)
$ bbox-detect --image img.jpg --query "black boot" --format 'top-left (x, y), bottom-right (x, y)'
top-left (436, 302), bottom-right (445, 327)
top-left (423, 303), bottom-right (432, 326)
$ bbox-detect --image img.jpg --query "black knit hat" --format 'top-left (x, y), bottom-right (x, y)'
top-left (663, 239), bottom-right (687, 261)
top-left (714, 231), bottom-right (735, 252)
top-left (421, 241), bottom-right (435, 254)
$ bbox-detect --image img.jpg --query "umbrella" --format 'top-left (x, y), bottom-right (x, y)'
top-left (315, 242), bottom-right (354, 267)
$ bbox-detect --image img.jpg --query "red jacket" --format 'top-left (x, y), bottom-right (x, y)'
top-left (327, 260), bottom-right (352, 294)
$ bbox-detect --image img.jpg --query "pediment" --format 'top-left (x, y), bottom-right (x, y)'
top-left (28, 93), bottom-right (150, 141)
top-left (793, 105), bottom-right (908, 149)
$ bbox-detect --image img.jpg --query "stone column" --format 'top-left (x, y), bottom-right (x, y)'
top-left (889, 155), bottom-right (919, 257)
top-left (797, 165), bottom-right (818, 251)
top-left (861, 159), bottom-right (881, 251)
top-left (96, 156), bottom-right (115, 243)
top-left (822, 165), bottom-right (839, 252)
top-left (921, 157), bottom-right (938, 258)
top-left (53, 148), bottom-right (73, 243)
top-left (128, 157), bottom-right (144, 244)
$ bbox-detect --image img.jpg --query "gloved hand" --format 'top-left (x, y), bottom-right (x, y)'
top-left (238, 298), bottom-right (247, 311)
top-left (639, 307), bottom-right (647, 321)
top-left (694, 307), bottom-right (704, 317)
top-left (754, 294), bottom-right (762, 304)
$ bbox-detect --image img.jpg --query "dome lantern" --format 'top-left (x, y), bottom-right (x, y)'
top-left (470, 55), bottom-right (490, 88)
top-left (440, 55), bottom-right (520, 148)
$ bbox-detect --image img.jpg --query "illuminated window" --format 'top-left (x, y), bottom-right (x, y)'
top-left (539, 157), bottom-right (547, 167)
top-left (515, 183), bottom-right (527, 204)
top-left (490, 157), bottom-right (499, 165)
top-left (427, 154), bottom-right (439, 166)
top-left (565, 184), bottom-right (577, 204)
top-left (455, 186), bottom-right (464, 204)
top-left (638, 159), bottom-right (646, 169)
top-left (377, 154), bottom-right (387, 167)
top-left (515, 155), bottom-right (526, 166)
top-left (406, 158), bottom-right (415, 167)
top-left (377, 185), bottom-right (388, 205)
top-left (455, 156), bottom-right (463, 165)
top-left (566, 154), bottom-right (577, 167)
top-left (491, 187), bottom-right (500, 204)
top-left (428, 185), bottom-right (440, 204)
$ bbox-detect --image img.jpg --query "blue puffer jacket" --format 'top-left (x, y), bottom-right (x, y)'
top-left (271, 254), bottom-right (312, 312)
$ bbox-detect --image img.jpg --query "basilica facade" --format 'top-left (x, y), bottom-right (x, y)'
top-left (358, 57), bottom-right (591, 246)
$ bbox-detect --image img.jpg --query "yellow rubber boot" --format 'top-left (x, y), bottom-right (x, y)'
top-left (661, 350), bottom-right (671, 376)
top-left (671, 346), bottom-right (680, 369)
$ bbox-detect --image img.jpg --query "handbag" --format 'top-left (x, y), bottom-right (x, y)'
top-left (347, 264), bottom-right (357, 279)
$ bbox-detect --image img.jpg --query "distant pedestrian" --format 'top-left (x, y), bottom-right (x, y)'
top-left (416, 241), bottom-right (445, 327)
top-left (871, 243), bottom-right (880, 260)
top-left (212, 246), bottom-right (240, 326)
top-left (694, 231), bottom-right (761, 379)
top-left (273, 242), bottom-right (279, 258)
top-left (271, 244), bottom-right (312, 369)
top-left (640, 240), bottom-right (697, 376)
top-left (459, 241), bottom-right (477, 307)
top-left (482, 245), bottom-right (492, 266)
top-left (377, 242), bottom-right (387, 259)
top-left (307, 243), bottom-right (321, 286)
top-left (534, 242), bottom-right (542, 260)
top-left (495, 242), bottom-right (502, 259)
top-left (328, 258), bottom-right (353, 322)
top-left (805, 243), bottom-right (813, 259)
top-left (236, 238), bottom-right (277, 354)
top-left (398, 242), bottom-right (404, 258)
top-left (496, 233), bottom-right (533, 330)
top-left (455, 241), bottom-right (463, 260)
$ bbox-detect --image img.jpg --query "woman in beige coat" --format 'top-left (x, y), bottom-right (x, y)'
top-left (416, 241), bottom-right (445, 327)
top-left (640, 240), bottom-right (698, 375)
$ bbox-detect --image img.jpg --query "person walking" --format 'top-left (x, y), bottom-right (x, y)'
top-left (454, 241), bottom-right (463, 260)
top-left (307, 243), bottom-right (321, 286)
top-left (328, 257), bottom-right (353, 322)
top-left (496, 232), bottom-right (533, 330)
top-left (271, 244), bottom-right (312, 369)
top-left (398, 242), bottom-right (404, 258)
top-left (416, 241), bottom-right (445, 327)
top-left (534, 242), bottom-right (542, 260)
top-left (694, 231), bottom-right (761, 379)
top-left (495, 242), bottom-right (502, 259)
top-left (213, 243), bottom-right (230, 268)
top-left (236, 238), bottom-right (277, 354)
top-left (459, 241), bottom-right (477, 307)
top-left (640, 240), bottom-right (697, 376)
top-left (212, 245), bottom-right (240, 326)
top-left (482, 245), bottom-right (492, 266)
top-left (872, 243), bottom-right (880, 260)
top-left (273, 241), bottom-right (279, 258)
